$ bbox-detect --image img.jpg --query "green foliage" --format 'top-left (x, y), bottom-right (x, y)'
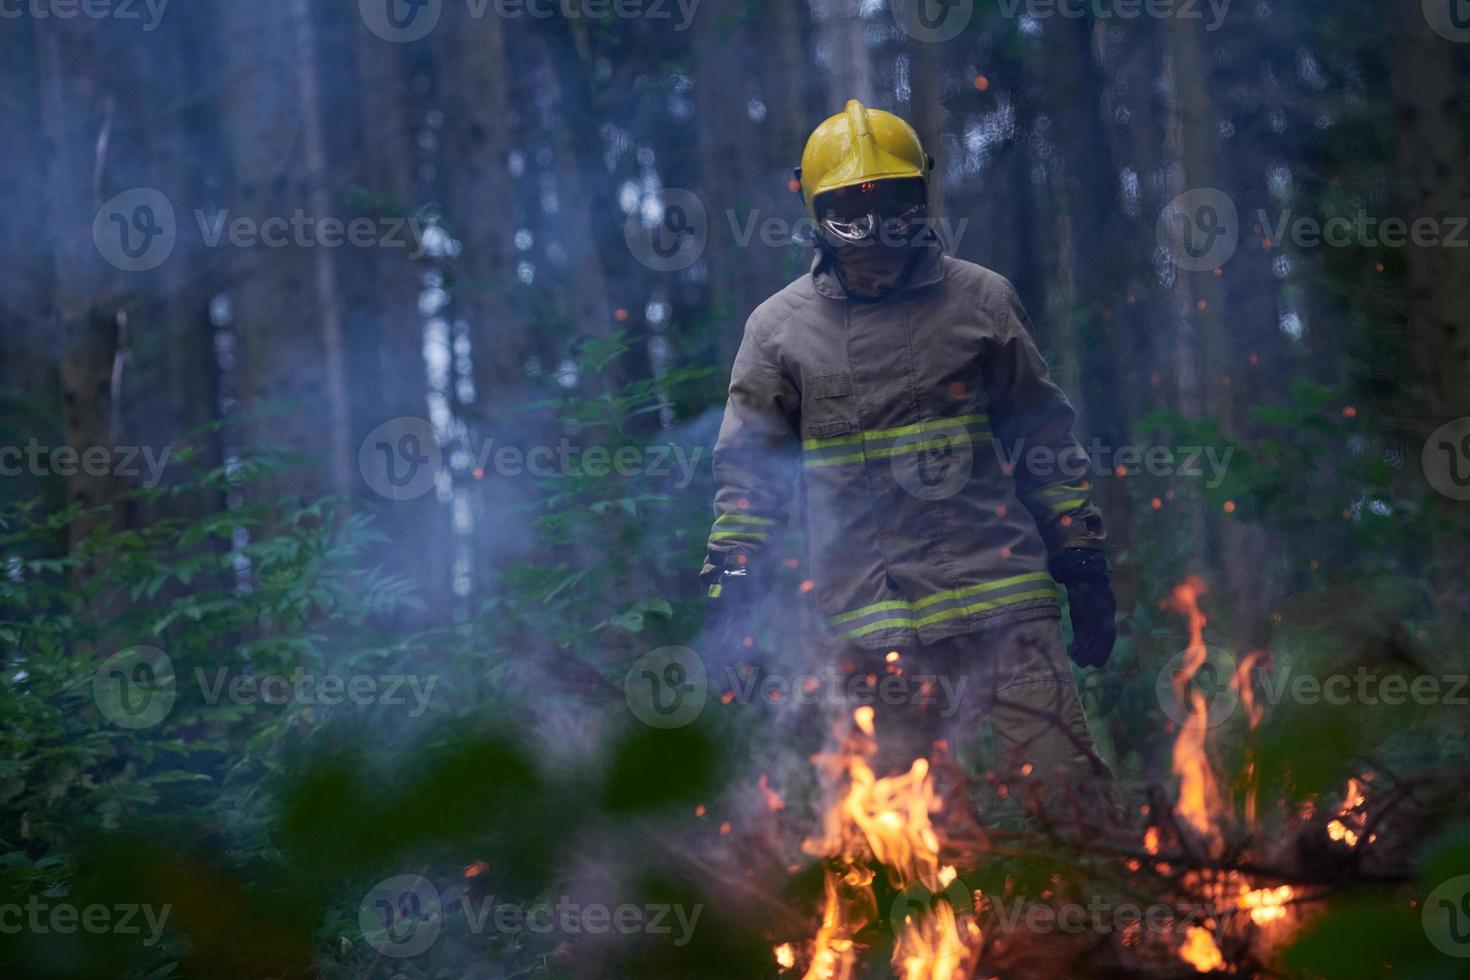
top-left (471, 338), bottom-right (715, 660)
top-left (0, 446), bottom-right (467, 976)
top-left (0, 354), bottom-right (741, 978)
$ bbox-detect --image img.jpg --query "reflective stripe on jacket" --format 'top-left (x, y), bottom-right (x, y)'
top-left (704, 246), bottom-right (1104, 650)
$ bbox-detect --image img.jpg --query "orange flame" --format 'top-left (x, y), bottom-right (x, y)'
top-left (1326, 777), bottom-right (1368, 847)
top-left (791, 710), bottom-right (979, 978)
top-left (1179, 925), bottom-right (1225, 972)
top-left (761, 773), bottom-right (787, 812)
top-left (1238, 883), bottom-right (1294, 925)
top-left (1164, 577), bottom-right (1224, 850)
top-left (1234, 649), bottom-right (1268, 823)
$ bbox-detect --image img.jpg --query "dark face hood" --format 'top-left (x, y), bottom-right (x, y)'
top-left (810, 232), bottom-right (947, 302)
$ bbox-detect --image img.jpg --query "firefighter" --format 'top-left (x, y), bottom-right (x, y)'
top-left (701, 100), bottom-right (1117, 822)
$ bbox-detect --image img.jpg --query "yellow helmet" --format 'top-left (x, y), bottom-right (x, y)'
top-left (797, 100), bottom-right (931, 220)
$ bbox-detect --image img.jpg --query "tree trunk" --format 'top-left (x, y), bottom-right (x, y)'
top-left (1043, 16), bottom-right (1136, 587)
top-left (437, 4), bottom-right (544, 598)
top-left (541, 24), bottom-right (623, 393)
top-left (1385, 2), bottom-right (1470, 625)
top-left (290, 0), bottom-right (352, 498)
top-left (215, 4), bottom-right (345, 502)
top-left (1161, 15), bottom-right (1276, 650)
top-left (348, 36), bottom-right (424, 426)
top-left (36, 18), bottom-right (126, 547)
top-left (818, 0), bottom-right (873, 106)
top-left (0, 24), bottom-right (55, 423)
top-left (439, 6), bottom-right (524, 420)
top-left (695, 6), bottom-right (771, 368)
top-left (908, 34), bottom-right (947, 220)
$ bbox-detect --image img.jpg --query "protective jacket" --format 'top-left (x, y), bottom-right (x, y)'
top-left (704, 243), bottom-right (1104, 650)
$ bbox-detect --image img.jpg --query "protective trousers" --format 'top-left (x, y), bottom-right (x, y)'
top-left (839, 616), bottom-right (1116, 830)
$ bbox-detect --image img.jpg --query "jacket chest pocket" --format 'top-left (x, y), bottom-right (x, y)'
top-left (803, 372), bottom-right (856, 431)
top-left (802, 374), bottom-right (860, 465)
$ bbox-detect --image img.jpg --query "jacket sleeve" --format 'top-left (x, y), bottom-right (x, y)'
top-left (702, 316), bottom-right (801, 577)
top-left (982, 278), bottom-right (1105, 555)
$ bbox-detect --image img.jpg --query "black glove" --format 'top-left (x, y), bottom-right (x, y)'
top-left (1048, 548), bottom-right (1117, 669)
top-left (701, 553), bottom-right (752, 605)
top-left (699, 555), bottom-right (762, 680)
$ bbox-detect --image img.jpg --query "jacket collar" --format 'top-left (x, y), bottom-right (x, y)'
top-left (809, 240), bottom-right (947, 301)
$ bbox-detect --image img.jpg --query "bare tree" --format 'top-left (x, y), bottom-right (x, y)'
top-left (36, 17), bottom-right (127, 546)
top-left (215, 3), bottom-right (351, 500)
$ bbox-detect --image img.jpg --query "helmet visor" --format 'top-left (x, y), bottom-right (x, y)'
top-left (816, 178), bottom-right (928, 243)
